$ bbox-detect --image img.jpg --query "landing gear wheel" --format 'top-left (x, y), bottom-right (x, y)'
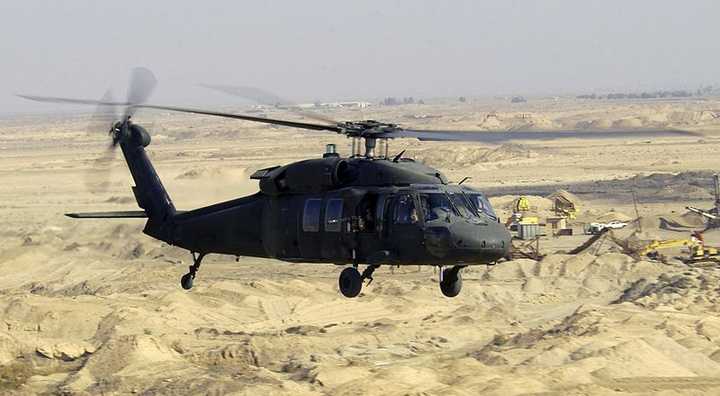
top-left (339, 267), bottom-right (363, 298)
top-left (180, 273), bottom-right (195, 290)
top-left (440, 267), bottom-right (463, 298)
top-left (180, 252), bottom-right (205, 291)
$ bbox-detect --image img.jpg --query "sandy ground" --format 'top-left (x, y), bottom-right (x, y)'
top-left (3, 98), bottom-right (720, 394)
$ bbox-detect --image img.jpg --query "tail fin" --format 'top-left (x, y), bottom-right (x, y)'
top-left (119, 123), bottom-right (176, 241)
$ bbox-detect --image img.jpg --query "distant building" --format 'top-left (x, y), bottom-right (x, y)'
top-left (297, 101), bottom-right (372, 109)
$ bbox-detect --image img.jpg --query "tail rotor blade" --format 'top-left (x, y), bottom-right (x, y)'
top-left (84, 90), bottom-right (121, 193)
top-left (124, 67), bottom-right (157, 119)
top-left (84, 141), bottom-right (117, 194)
top-left (87, 89), bottom-right (119, 138)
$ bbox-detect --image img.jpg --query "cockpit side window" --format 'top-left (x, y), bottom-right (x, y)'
top-left (418, 193), bottom-right (453, 221)
top-left (394, 194), bottom-right (418, 224)
top-left (469, 193), bottom-right (498, 221)
top-left (449, 193), bottom-right (475, 219)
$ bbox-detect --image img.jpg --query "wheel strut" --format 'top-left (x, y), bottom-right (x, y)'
top-left (181, 252), bottom-right (206, 290)
top-left (361, 265), bottom-right (379, 285)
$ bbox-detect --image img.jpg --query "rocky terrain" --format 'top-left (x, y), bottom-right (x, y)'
top-left (2, 98), bottom-right (720, 394)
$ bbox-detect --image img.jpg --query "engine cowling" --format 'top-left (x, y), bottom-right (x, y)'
top-left (257, 157), bottom-right (357, 195)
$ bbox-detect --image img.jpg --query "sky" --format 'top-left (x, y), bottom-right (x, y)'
top-left (0, 0), bottom-right (718, 113)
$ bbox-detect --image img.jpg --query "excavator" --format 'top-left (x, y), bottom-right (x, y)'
top-left (639, 231), bottom-right (720, 263)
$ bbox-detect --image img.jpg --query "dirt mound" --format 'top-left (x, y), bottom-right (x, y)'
top-left (575, 119), bottom-right (613, 129)
top-left (175, 167), bottom-right (225, 179)
top-left (614, 267), bottom-right (720, 311)
top-left (612, 118), bottom-right (644, 129)
top-left (485, 253), bottom-right (665, 300)
top-left (630, 171), bottom-right (714, 189)
top-left (660, 210), bottom-right (708, 230)
top-left (493, 195), bottom-right (554, 213)
top-left (478, 144), bottom-right (538, 162)
top-left (104, 196), bottom-right (134, 204)
top-left (595, 211), bottom-right (633, 223)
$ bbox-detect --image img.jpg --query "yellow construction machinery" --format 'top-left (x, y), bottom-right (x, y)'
top-left (514, 196), bottom-right (530, 213)
top-left (639, 233), bottom-right (720, 263)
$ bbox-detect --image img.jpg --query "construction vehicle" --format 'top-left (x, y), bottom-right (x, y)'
top-left (684, 173), bottom-right (720, 228)
top-left (686, 206), bottom-right (718, 222)
top-left (639, 232), bottom-right (720, 263)
top-left (505, 196), bottom-right (531, 231)
top-left (547, 190), bottom-right (579, 220)
top-left (514, 196), bottom-right (530, 212)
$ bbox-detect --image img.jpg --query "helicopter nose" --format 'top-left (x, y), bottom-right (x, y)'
top-left (478, 224), bottom-right (511, 260)
top-left (453, 221), bottom-right (511, 262)
top-left (425, 221), bottom-right (511, 263)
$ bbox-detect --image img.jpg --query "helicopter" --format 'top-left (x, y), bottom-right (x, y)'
top-left (19, 68), bottom-right (698, 298)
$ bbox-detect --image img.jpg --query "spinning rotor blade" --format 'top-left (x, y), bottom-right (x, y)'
top-left (16, 94), bottom-right (129, 107)
top-left (387, 128), bottom-right (700, 142)
top-left (84, 90), bottom-right (119, 193)
top-left (18, 67), bottom-right (157, 120)
top-left (200, 83), bottom-right (338, 124)
top-left (124, 67), bottom-right (157, 119)
top-left (87, 90), bottom-right (120, 140)
top-left (137, 104), bottom-right (342, 132)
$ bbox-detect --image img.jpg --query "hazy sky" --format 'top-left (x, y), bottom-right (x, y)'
top-left (1, 0), bottom-right (718, 113)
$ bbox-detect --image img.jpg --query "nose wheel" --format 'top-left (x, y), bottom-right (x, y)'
top-left (439, 265), bottom-right (463, 297)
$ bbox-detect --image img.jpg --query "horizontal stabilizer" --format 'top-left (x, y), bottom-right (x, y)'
top-left (66, 211), bottom-right (148, 219)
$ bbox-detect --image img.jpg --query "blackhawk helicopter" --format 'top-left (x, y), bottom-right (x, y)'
top-left (19, 68), bottom-right (697, 297)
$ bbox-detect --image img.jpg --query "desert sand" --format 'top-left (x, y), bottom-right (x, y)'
top-left (3, 97), bottom-right (720, 394)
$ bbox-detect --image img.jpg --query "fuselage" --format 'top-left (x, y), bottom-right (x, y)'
top-left (163, 156), bottom-right (511, 266)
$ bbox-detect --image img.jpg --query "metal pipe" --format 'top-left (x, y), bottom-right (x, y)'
top-left (364, 137), bottom-right (376, 158)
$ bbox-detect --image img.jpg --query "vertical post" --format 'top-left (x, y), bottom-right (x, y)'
top-left (714, 173), bottom-right (720, 215)
top-left (632, 189), bottom-right (642, 233)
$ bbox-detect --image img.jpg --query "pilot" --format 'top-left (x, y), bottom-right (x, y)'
top-left (410, 207), bottom-right (419, 223)
top-left (364, 206), bottom-right (375, 230)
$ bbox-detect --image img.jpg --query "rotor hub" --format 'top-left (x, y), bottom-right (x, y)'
top-left (338, 120), bottom-right (398, 138)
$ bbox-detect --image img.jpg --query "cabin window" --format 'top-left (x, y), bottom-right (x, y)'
top-left (303, 199), bottom-right (322, 232)
top-left (394, 194), bottom-right (418, 224)
top-left (325, 199), bottom-right (343, 232)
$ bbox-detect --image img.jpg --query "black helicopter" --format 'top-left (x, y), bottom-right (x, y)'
top-left (20, 68), bottom-right (697, 298)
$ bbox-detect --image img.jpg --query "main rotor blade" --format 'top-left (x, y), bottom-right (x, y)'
top-left (124, 67), bottom-right (157, 119)
top-left (137, 104), bottom-right (342, 132)
top-left (389, 128), bottom-right (701, 142)
top-left (201, 83), bottom-right (338, 124)
top-left (16, 94), bottom-right (129, 107)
